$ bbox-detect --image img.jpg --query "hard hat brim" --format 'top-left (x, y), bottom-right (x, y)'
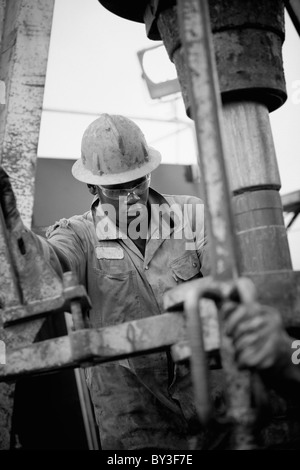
top-left (71, 146), bottom-right (162, 185)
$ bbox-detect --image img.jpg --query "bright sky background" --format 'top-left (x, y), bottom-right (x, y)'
top-left (37, 0), bottom-right (300, 268)
top-left (38, 0), bottom-right (192, 165)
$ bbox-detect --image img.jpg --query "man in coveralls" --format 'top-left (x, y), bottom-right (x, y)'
top-left (0, 113), bottom-right (214, 450)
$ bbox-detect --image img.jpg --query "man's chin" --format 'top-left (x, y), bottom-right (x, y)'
top-left (126, 203), bottom-right (147, 218)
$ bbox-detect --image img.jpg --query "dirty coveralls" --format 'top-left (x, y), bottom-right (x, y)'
top-left (40, 188), bottom-right (214, 450)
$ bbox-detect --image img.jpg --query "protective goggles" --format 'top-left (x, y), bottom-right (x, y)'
top-left (100, 174), bottom-right (151, 200)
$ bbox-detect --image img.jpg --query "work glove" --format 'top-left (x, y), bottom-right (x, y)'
top-left (222, 298), bottom-right (291, 374)
top-left (0, 166), bottom-right (22, 230)
top-left (223, 298), bottom-right (300, 403)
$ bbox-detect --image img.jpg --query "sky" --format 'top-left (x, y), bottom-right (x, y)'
top-left (38, 0), bottom-right (193, 165)
top-left (37, 0), bottom-right (300, 268)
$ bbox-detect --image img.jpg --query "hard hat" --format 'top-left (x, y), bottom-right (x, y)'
top-left (72, 114), bottom-right (162, 185)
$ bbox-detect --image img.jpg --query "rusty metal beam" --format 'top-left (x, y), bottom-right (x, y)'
top-left (177, 0), bottom-right (259, 449)
top-left (0, 312), bottom-right (189, 381)
top-left (282, 190), bottom-right (300, 214)
top-left (0, 207), bottom-right (22, 448)
top-left (0, 309), bottom-right (221, 382)
top-left (177, 0), bottom-right (240, 282)
top-left (0, 0), bottom-right (54, 228)
top-left (0, 220), bottom-right (89, 447)
top-left (3, 285), bottom-right (90, 325)
top-left (282, 190), bottom-right (300, 229)
top-left (0, 0), bottom-right (54, 449)
top-left (164, 271), bottom-right (300, 328)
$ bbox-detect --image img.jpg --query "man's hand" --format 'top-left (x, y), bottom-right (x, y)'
top-left (0, 166), bottom-right (21, 230)
top-left (222, 300), bottom-right (291, 373)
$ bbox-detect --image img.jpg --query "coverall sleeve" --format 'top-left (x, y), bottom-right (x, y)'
top-left (186, 197), bottom-right (211, 276)
top-left (36, 218), bottom-right (87, 285)
top-left (197, 240), bottom-right (210, 277)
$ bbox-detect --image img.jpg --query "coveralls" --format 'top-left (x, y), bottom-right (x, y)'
top-left (40, 188), bottom-right (216, 450)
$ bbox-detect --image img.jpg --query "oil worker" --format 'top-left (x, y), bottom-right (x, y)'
top-left (0, 113), bottom-right (213, 450)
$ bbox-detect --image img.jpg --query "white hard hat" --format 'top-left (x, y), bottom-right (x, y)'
top-left (72, 114), bottom-right (162, 185)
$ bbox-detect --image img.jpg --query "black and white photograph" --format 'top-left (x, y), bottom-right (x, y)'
top-left (1, 0), bottom-right (300, 454)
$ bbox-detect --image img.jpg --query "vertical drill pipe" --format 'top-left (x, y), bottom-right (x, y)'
top-left (177, 0), bottom-right (240, 283)
top-left (70, 301), bottom-right (86, 331)
top-left (177, 0), bottom-right (257, 448)
top-left (0, 206), bottom-right (20, 450)
top-left (0, 207), bottom-right (23, 308)
top-left (185, 286), bottom-right (213, 425)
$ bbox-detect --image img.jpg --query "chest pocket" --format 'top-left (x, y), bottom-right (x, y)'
top-left (170, 252), bottom-right (202, 283)
top-left (92, 243), bottom-right (141, 326)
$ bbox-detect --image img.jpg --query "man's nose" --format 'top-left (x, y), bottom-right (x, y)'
top-left (126, 192), bottom-right (140, 204)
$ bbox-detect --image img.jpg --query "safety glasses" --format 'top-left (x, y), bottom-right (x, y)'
top-left (100, 174), bottom-right (151, 200)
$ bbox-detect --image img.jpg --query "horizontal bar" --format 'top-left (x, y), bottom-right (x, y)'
top-left (164, 271), bottom-right (300, 328)
top-left (2, 285), bottom-right (90, 324)
top-left (0, 311), bottom-right (219, 381)
top-left (281, 190), bottom-right (300, 214)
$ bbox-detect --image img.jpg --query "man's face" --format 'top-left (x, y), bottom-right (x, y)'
top-left (96, 175), bottom-right (150, 227)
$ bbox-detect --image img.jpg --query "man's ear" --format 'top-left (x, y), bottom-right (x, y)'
top-left (87, 184), bottom-right (97, 196)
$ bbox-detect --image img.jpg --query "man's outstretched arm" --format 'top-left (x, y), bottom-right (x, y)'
top-left (0, 166), bottom-right (85, 280)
